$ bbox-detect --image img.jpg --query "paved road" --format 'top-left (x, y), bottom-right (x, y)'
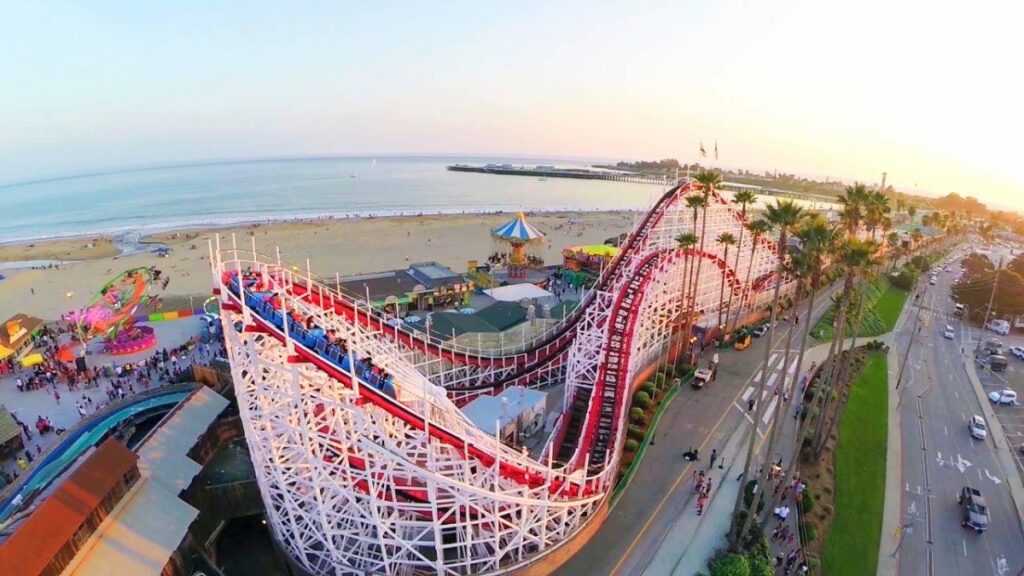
top-left (557, 286), bottom-right (838, 576)
top-left (896, 262), bottom-right (1024, 576)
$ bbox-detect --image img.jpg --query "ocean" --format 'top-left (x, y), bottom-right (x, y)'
top-left (0, 156), bottom-right (665, 244)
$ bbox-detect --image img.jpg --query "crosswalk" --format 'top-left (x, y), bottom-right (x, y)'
top-left (734, 350), bottom-right (803, 435)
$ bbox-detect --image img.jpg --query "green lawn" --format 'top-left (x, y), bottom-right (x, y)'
top-left (820, 353), bottom-right (888, 576)
top-left (812, 279), bottom-right (908, 341)
top-left (872, 285), bottom-right (908, 333)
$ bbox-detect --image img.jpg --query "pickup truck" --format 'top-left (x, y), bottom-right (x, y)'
top-left (692, 365), bottom-right (717, 388)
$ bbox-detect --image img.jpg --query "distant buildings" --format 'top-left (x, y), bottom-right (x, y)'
top-left (335, 261), bottom-right (473, 312)
top-left (0, 313), bottom-right (43, 363)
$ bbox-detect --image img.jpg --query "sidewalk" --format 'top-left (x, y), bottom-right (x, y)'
top-left (646, 333), bottom-right (896, 575)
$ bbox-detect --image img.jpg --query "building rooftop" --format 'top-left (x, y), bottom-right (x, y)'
top-left (337, 262), bottom-right (467, 304)
top-left (0, 313), bottom-right (43, 350)
top-left (0, 439), bottom-right (138, 576)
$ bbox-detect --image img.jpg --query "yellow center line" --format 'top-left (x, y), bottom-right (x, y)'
top-left (609, 325), bottom-right (797, 576)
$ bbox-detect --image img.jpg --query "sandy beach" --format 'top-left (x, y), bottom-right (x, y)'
top-left (0, 211), bottom-right (638, 321)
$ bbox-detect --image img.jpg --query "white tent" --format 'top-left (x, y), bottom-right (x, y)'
top-left (484, 283), bottom-right (553, 302)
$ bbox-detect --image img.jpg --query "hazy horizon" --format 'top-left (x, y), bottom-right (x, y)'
top-left (2, 1), bottom-right (1021, 210)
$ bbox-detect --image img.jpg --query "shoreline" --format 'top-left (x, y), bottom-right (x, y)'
top-left (0, 207), bottom-right (645, 265)
top-left (0, 205), bottom-right (649, 250)
top-left (0, 210), bottom-right (639, 323)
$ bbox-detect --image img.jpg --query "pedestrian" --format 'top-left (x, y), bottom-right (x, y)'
top-left (17, 458), bottom-right (27, 471)
top-left (54, 389), bottom-right (60, 404)
top-left (747, 398), bottom-right (755, 412)
top-left (775, 552), bottom-right (785, 567)
top-left (772, 525), bottom-right (782, 540)
top-left (709, 448), bottom-right (718, 469)
top-left (697, 494), bottom-right (707, 516)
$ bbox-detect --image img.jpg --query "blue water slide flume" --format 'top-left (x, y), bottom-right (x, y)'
top-left (0, 390), bottom-right (190, 523)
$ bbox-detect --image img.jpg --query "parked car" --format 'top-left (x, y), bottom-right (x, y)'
top-left (958, 486), bottom-right (990, 532)
top-left (943, 325), bottom-right (955, 339)
top-left (987, 354), bottom-right (1009, 372)
top-left (986, 319), bottom-right (1010, 335)
top-left (968, 415), bottom-right (988, 440)
top-left (692, 365), bottom-right (717, 389)
top-left (989, 389), bottom-right (1018, 405)
top-left (752, 324), bottom-right (770, 337)
top-left (929, 276), bottom-right (938, 286)
top-left (1010, 346), bottom-right (1024, 360)
top-left (734, 333), bottom-right (752, 351)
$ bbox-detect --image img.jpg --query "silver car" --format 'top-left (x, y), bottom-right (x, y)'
top-left (968, 415), bottom-right (987, 440)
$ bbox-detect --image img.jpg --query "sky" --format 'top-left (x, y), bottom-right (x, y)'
top-left (2, 0), bottom-right (1022, 209)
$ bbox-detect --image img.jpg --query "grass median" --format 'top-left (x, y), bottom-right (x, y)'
top-left (812, 278), bottom-right (908, 341)
top-left (820, 352), bottom-right (888, 576)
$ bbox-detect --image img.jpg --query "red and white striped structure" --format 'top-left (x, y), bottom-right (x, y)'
top-left (212, 182), bottom-right (795, 575)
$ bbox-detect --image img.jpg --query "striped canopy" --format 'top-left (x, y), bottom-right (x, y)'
top-left (491, 212), bottom-right (546, 244)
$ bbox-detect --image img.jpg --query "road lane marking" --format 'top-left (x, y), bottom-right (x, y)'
top-left (984, 469), bottom-right (1002, 485)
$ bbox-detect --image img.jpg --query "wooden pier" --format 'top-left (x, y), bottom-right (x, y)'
top-left (447, 164), bottom-right (667, 185)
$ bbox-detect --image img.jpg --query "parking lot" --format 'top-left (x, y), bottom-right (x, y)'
top-left (967, 326), bottom-right (1024, 476)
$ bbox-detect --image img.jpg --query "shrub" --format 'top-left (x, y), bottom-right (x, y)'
top-left (742, 480), bottom-right (766, 514)
top-left (629, 407), bottom-right (646, 424)
top-left (746, 552), bottom-right (773, 576)
top-left (803, 523), bottom-right (818, 542)
top-left (624, 439), bottom-right (639, 453)
top-left (663, 365), bottom-right (675, 378)
top-left (633, 391), bottom-right (652, 410)
top-left (627, 425), bottom-right (645, 441)
top-left (801, 490), bottom-right (816, 514)
top-left (654, 372), bottom-right (666, 387)
top-left (709, 552), bottom-right (751, 576)
top-left (641, 381), bottom-right (657, 397)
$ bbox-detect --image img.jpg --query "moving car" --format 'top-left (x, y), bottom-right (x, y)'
top-left (929, 276), bottom-right (937, 286)
top-left (751, 324), bottom-right (770, 337)
top-left (943, 325), bottom-right (955, 339)
top-left (968, 415), bottom-right (988, 440)
top-left (988, 389), bottom-right (1018, 405)
top-left (954, 303), bottom-right (965, 317)
top-left (958, 486), bottom-right (990, 532)
top-left (734, 333), bottom-right (752, 351)
top-left (1010, 345), bottom-right (1024, 360)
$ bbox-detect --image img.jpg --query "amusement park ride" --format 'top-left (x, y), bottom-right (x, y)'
top-left (212, 182), bottom-right (794, 575)
top-left (60, 267), bottom-right (164, 361)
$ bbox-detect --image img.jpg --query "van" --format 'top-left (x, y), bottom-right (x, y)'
top-left (986, 319), bottom-right (1010, 335)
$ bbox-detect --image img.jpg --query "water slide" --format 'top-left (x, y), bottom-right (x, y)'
top-left (0, 386), bottom-right (193, 525)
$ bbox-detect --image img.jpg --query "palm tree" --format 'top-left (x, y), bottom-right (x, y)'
top-left (736, 219), bottom-right (772, 327)
top-left (687, 169), bottom-right (721, 358)
top-left (674, 232), bottom-right (699, 365)
top-left (715, 232), bottom-right (737, 331)
top-left (838, 183), bottom-right (871, 236)
top-left (907, 205), bottom-right (917, 221)
top-left (815, 240), bottom-right (882, 460)
top-left (731, 199), bottom-right (804, 548)
top-left (723, 190), bottom-right (757, 334)
top-left (681, 195), bottom-right (706, 361)
top-left (911, 227), bottom-right (924, 251)
top-left (886, 231), bottom-right (901, 270)
top-left (811, 238), bottom-right (878, 458)
top-left (760, 216), bottom-right (836, 520)
top-left (863, 190), bottom-right (891, 240)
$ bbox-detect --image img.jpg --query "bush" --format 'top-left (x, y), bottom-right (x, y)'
top-left (742, 480), bottom-right (766, 515)
top-left (629, 407), bottom-right (646, 424)
top-left (801, 490), bottom-right (816, 514)
top-left (663, 364), bottom-right (675, 378)
top-left (624, 439), bottom-right (639, 453)
top-left (641, 381), bottom-right (657, 397)
top-left (803, 522), bottom-right (818, 542)
top-left (627, 425), bottom-right (645, 441)
top-left (746, 552), bottom-right (773, 576)
top-left (633, 391), bottom-right (652, 410)
top-left (654, 372), bottom-right (666, 387)
top-left (709, 552), bottom-right (751, 576)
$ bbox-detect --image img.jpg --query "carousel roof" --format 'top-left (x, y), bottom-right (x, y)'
top-left (492, 212), bottom-right (546, 244)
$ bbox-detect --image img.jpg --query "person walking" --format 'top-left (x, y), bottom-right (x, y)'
top-left (709, 448), bottom-right (718, 469)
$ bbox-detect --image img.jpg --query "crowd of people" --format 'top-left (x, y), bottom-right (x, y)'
top-left (0, 317), bottom-right (225, 487)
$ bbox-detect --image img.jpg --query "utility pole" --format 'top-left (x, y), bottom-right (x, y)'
top-left (896, 282), bottom-right (924, 390)
top-left (975, 256), bottom-right (1003, 357)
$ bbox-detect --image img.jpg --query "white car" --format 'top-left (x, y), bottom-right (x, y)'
top-left (943, 325), bottom-right (955, 339)
top-left (989, 389), bottom-right (1019, 405)
top-left (968, 415), bottom-right (988, 440)
top-left (1010, 346), bottom-right (1024, 360)
top-left (929, 277), bottom-right (938, 286)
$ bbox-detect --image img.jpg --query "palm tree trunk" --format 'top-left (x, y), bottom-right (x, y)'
top-left (717, 245), bottom-right (730, 333)
top-left (739, 276), bottom-right (801, 543)
top-left (729, 231), bottom-right (787, 550)
top-left (738, 240), bottom-right (759, 331)
top-left (688, 205), bottom-right (710, 359)
top-left (811, 274), bottom-right (854, 454)
top-left (724, 216), bottom-right (746, 334)
top-left (672, 248), bottom-right (693, 366)
top-left (761, 276), bottom-right (822, 520)
top-left (816, 277), bottom-right (870, 461)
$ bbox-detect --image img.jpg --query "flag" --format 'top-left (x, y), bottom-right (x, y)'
top-left (699, 140), bottom-right (706, 159)
top-left (714, 140), bottom-right (719, 161)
